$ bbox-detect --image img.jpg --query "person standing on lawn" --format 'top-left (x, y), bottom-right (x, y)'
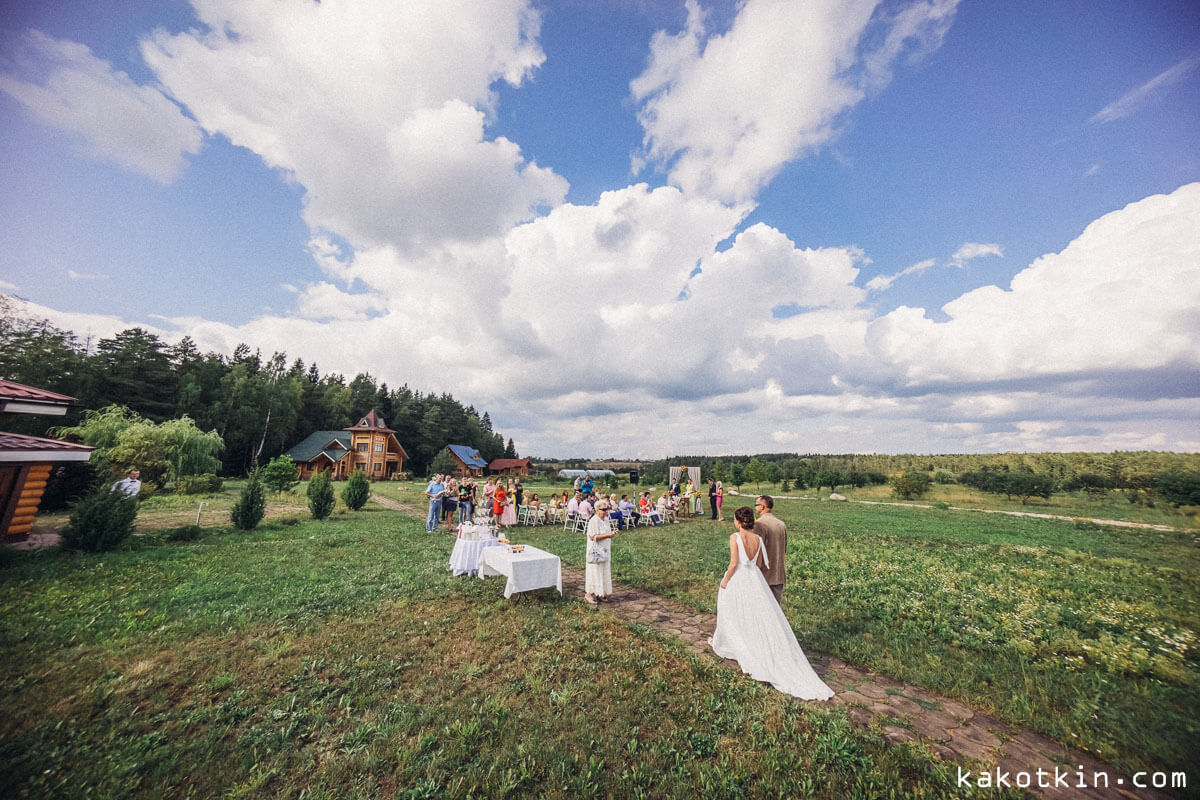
top-left (708, 477), bottom-right (718, 520)
top-left (754, 495), bottom-right (787, 604)
top-left (424, 474), bottom-right (445, 532)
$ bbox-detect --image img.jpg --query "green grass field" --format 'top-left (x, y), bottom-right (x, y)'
top-left (1, 479), bottom-right (1195, 797)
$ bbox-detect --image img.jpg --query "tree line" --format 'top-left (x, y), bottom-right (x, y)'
top-left (625, 450), bottom-right (1200, 506)
top-left (1, 297), bottom-right (511, 477)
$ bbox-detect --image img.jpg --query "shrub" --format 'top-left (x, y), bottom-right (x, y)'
top-left (175, 473), bottom-right (223, 495)
top-left (60, 488), bottom-right (138, 552)
top-left (961, 469), bottom-right (1055, 504)
top-left (231, 470), bottom-right (266, 530)
top-left (342, 469), bottom-right (370, 511)
top-left (932, 470), bottom-right (957, 484)
top-left (166, 524), bottom-right (204, 541)
top-left (1153, 468), bottom-right (1200, 507)
top-left (307, 470), bottom-right (335, 520)
top-left (1003, 471), bottom-right (1056, 504)
top-left (891, 469), bottom-right (931, 500)
top-left (261, 455), bottom-right (300, 494)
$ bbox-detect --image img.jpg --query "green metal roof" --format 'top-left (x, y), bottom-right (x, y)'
top-left (284, 431), bottom-right (351, 463)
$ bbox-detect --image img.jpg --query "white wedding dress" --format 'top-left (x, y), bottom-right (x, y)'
top-left (711, 533), bottom-right (834, 700)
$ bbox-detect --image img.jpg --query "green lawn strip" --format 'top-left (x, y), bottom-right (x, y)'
top-left (1, 534), bottom-right (979, 799)
top-left (514, 500), bottom-right (1200, 775)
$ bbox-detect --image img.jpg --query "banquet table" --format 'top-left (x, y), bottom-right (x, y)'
top-left (449, 525), bottom-right (502, 576)
top-left (477, 544), bottom-right (562, 599)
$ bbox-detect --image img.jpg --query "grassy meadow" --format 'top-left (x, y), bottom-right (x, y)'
top-left (0, 478), bottom-right (1196, 797)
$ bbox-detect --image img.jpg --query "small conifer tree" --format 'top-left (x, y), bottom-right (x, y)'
top-left (231, 469), bottom-right (266, 530)
top-left (307, 469), bottom-right (335, 520)
top-left (342, 469), bottom-right (370, 511)
top-left (61, 486), bottom-right (138, 552)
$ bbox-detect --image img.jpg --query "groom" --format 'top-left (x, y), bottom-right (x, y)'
top-left (754, 495), bottom-right (786, 604)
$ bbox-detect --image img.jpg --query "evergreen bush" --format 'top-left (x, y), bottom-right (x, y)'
top-left (60, 488), bottom-right (138, 552)
top-left (342, 469), bottom-right (370, 511)
top-left (231, 470), bottom-right (266, 530)
top-left (307, 470), bottom-right (335, 520)
top-left (261, 455), bottom-right (300, 494)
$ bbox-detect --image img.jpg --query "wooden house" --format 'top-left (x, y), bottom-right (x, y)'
top-left (488, 457), bottom-right (531, 477)
top-left (1, 380), bottom-right (93, 542)
top-left (284, 410), bottom-right (408, 481)
top-left (446, 444), bottom-right (488, 477)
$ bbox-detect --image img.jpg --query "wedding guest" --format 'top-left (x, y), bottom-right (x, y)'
top-left (424, 474), bottom-right (445, 532)
top-left (458, 479), bottom-right (473, 524)
top-left (483, 478), bottom-right (496, 519)
top-left (442, 477), bottom-right (458, 523)
top-left (606, 493), bottom-right (624, 528)
top-left (708, 478), bottom-right (718, 520)
top-left (584, 500), bottom-right (616, 605)
top-left (111, 468), bottom-right (142, 497)
top-left (716, 481), bottom-right (725, 521)
top-left (618, 494), bottom-right (636, 527)
top-left (499, 480), bottom-right (518, 526)
top-left (493, 481), bottom-right (508, 525)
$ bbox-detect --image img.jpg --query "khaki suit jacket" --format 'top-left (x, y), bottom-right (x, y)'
top-left (754, 513), bottom-right (787, 586)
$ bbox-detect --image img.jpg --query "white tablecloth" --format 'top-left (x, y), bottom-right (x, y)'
top-left (477, 544), bottom-right (562, 598)
top-left (449, 535), bottom-right (502, 576)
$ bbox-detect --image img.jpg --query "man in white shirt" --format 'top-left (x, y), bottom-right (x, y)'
top-left (567, 491), bottom-right (581, 519)
top-left (424, 474), bottom-right (445, 532)
top-left (111, 469), bottom-right (141, 497)
top-left (578, 495), bottom-right (593, 519)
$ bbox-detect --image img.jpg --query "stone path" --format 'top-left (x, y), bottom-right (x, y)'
top-left (554, 564), bottom-right (1175, 800)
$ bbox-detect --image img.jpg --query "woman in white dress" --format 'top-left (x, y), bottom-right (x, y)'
top-left (711, 506), bottom-right (833, 700)
top-left (584, 500), bottom-right (616, 605)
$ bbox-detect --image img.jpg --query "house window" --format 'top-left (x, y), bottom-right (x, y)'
top-left (375, 443), bottom-right (383, 452)
top-left (373, 463), bottom-right (381, 472)
top-left (357, 443), bottom-right (368, 452)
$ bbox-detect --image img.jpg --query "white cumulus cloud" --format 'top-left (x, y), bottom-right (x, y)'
top-left (140, 0), bottom-right (566, 251)
top-left (631, 0), bottom-right (959, 203)
top-left (0, 31), bottom-right (203, 182)
top-left (867, 183), bottom-right (1200, 385)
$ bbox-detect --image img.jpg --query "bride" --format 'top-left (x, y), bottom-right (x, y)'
top-left (710, 506), bottom-right (833, 700)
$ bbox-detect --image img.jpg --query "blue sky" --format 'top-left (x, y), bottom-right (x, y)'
top-left (1, 0), bottom-right (1198, 457)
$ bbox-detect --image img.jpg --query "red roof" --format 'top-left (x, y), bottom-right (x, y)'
top-left (488, 458), bottom-right (530, 470)
top-left (344, 409), bottom-right (395, 433)
top-left (0, 380), bottom-right (76, 407)
top-left (0, 432), bottom-right (93, 462)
